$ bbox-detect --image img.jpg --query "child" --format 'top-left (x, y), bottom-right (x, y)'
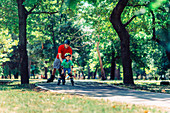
top-left (57, 53), bottom-right (74, 86)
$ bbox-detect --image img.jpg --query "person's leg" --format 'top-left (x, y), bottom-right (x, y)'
top-left (47, 58), bottom-right (60, 83)
top-left (47, 68), bottom-right (56, 83)
top-left (57, 74), bottom-right (62, 85)
top-left (57, 68), bottom-right (62, 85)
top-left (68, 69), bottom-right (74, 86)
top-left (52, 68), bottom-right (57, 76)
top-left (58, 68), bottom-right (66, 85)
top-left (62, 69), bottom-right (67, 85)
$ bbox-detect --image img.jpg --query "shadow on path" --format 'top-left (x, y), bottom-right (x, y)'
top-left (37, 80), bottom-right (170, 109)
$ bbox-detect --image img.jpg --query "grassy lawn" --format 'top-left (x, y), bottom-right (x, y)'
top-left (0, 80), bottom-right (168, 113)
top-left (97, 80), bottom-right (170, 94)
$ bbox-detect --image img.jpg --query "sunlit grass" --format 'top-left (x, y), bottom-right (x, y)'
top-left (0, 80), bottom-right (167, 113)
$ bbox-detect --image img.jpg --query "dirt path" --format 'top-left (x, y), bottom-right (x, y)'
top-left (36, 80), bottom-right (170, 111)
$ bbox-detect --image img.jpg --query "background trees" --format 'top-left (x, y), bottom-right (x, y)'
top-left (0, 0), bottom-right (169, 84)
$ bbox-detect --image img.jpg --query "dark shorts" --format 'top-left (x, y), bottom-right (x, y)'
top-left (53, 58), bottom-right (61, 69)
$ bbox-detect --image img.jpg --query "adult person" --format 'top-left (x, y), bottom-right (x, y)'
top-left (47, 39), bottom-right (72, 83)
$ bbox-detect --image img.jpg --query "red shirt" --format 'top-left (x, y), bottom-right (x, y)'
top-left (56, 44), bottom-right (72, 59)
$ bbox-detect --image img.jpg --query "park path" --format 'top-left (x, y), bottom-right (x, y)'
top-left (36, 80), bottom-right (170, 111)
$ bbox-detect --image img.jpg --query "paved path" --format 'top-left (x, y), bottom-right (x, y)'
top-left (37, 80), bottom-right (170, 111)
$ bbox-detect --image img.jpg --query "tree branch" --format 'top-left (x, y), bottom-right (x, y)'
top-left (158, 7), bottom-right (167, 12)
top-left (28, 4), bottom-right (37, 15)
top-left (150, 10), bottom-right (166, 48)
top-left (110, 0), bottom-right (129, 20)
top-left (151, 11), bottom-right (156, 40)
top-left (30, 11), bottom-right (59, 14)
top-left (127, 4), bottom-right (147, 7)
top-left (124, 15), bottom-right (137, 27)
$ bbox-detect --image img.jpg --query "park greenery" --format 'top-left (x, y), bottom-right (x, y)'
top-left (0, 0), bottom-right (169, 84)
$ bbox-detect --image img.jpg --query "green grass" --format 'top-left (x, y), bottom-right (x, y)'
top-left (97, 80), bottom-right (170, 94)
top-left (0, 80), bottom-right (168, 113)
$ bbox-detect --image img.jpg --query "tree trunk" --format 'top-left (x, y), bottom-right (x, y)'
top-left (77, 61), bottom-right (85, 79)
top-left (166, 50), bottom-right (170, 61)
top-left (87, 65), bottom-right (91, 79)
top-left (110, 51), bottom-right (116, 80)
top-left (96, 41), bottom-right (106, 80)
top-left (109, 0), bottom-right (134, 84)
top-left (78, 71), bottom-right (80, 79)
top-left (14, 72), bottom-right (19, 79)
top-left (94, 67), bottom-right (98, 79)
top-left (151, 11), bottom-right (170, 61)
top-left (9, 70), bottom-right (11, 79)
top-left (28, 58), bottom-right (31, 78)
top-left (51, 23), bottom-right (57, 56)
top-left (44, 67), bottom-right (48, 79)
top-left (17, 0), bottom-right (29, 84)
top-left (115, 66), bottom-right (121, 80)
top-left (81, 71), bottom-right (85, 79)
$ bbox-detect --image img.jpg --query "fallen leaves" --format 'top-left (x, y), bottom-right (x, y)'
top-left (144, 110), bottom-right (150, 113)
top-left (112, 105), bottom-right (116, 108)
top-left (61, 97), bottom-right (65, 100)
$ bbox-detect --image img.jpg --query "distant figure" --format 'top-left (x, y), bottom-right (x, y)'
top-left (47, 40), bottom-right (72, 83)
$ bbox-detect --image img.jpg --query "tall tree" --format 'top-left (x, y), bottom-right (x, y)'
top-left (17, 0), bottom-right (29, 84)
top-left (97, 36), bottom-right (106, 80)
top-left (109, 0), bottom-right (134, 84)
top-left (16, 0), bottom-right (60, 84)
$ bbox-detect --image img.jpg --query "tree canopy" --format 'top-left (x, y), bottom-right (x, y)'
top-left (0, 0), bottom-right (169, 84)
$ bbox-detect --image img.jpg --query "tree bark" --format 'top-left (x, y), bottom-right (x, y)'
top-left (9, 70), bottom-right (11, 79)
top-left (51, 20), bottom-right (57, 56)
top-left (81, 71), bottom-right (85, 79)
top-left (109, 0), bottom-right (134, 84)
top-left (17, 0), bottom-right (29, 84)
top-left (97, 41), bottom-right (106, 80)
top-left (44, 67), bottom-right (48, 79)
top-left (87, 65), bottom-right (91, 79)
top-left (77, 61), bottom-right (85, 79)
top-left (94, 67), bottom-right (98, 79)
top-left (110, 51), bottom-right (116, 80)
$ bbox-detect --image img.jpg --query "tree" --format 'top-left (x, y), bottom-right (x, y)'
top-left (1, 0), bottom-right (168, 83)
top-left (16, 0), bottom-right (60, 84)
top-left (97, 36), bottom-right (106, 80)
top-left (17, 0), bottom-right (29, 84)
top-left (109, 0), bottom-right (134, 84)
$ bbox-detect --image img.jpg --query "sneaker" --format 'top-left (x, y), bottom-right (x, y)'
top-left (47, 76), bottom-right (55, 83)
top-left (70, 79), bottom-right (74, 86)
top-left (62, 77), bottom-right (65, 85)
top-left (71, 82), bottom-right (74, 86)
top-left (57, 79), bottom-right (61, 85)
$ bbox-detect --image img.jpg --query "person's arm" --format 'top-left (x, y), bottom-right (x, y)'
top-left (70, 61), bottom-right (73, 74)
top-left (70, 55), bottom-right (72, 61)
top-left (61, 61), bottom-right (64, 74)
top-left (57, 45), bottom-right (63, 62)
top-left (58, 53), bottom-right (63, 62)
top-left (70, 48), bottom-right (73, 61)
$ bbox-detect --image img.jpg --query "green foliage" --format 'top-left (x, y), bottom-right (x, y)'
top-left (149, 0), bottom-right (168, 10)
top-left (0, 0), bottom-right (169, 79)
top-left (0, 0), bottom-right (18, 34)
top-left (0, 28), bottom-right (18, 64)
